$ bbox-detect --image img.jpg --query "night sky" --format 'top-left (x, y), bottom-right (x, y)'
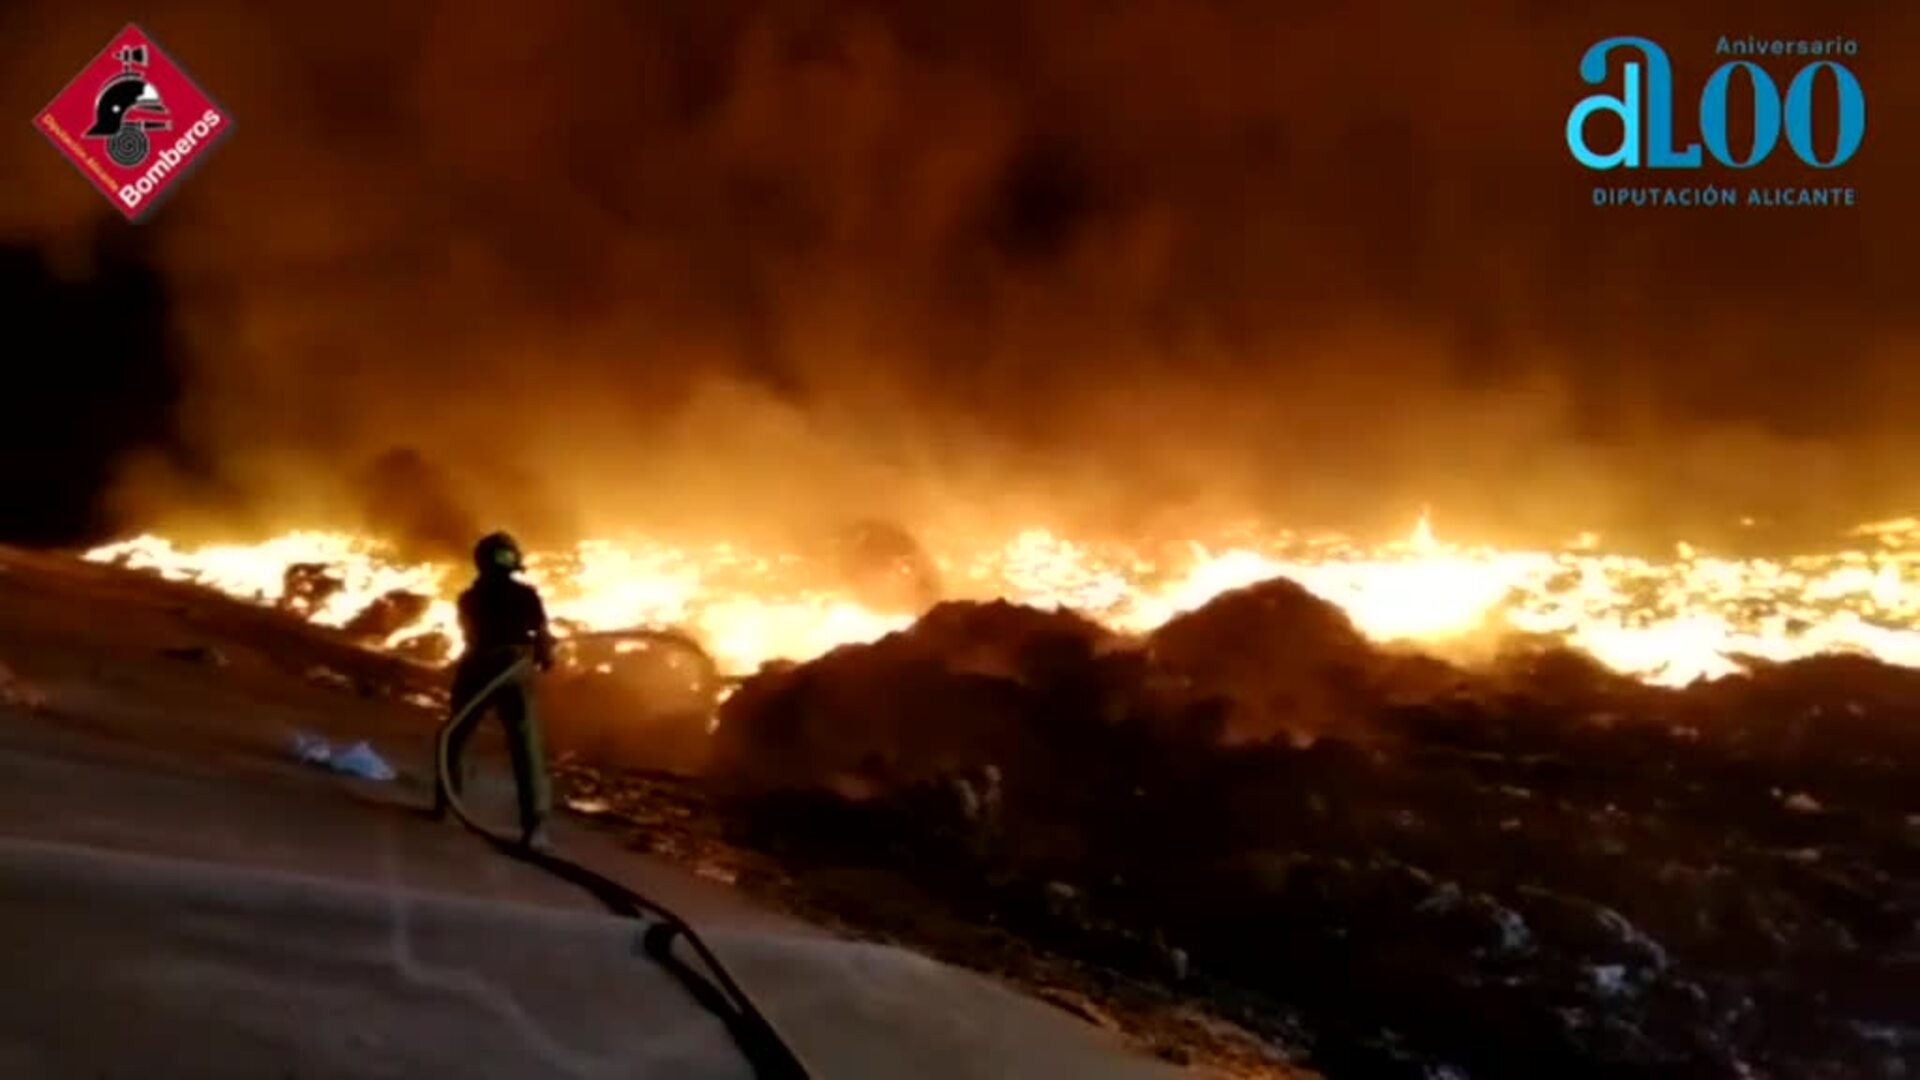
top-left (2, 1), bottom-right (1914, 550)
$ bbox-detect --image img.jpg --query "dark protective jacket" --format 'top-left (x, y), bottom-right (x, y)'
top-left (456, 570), bottom-right (555, 670)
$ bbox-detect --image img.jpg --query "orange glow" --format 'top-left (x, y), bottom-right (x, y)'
top-left (83, 511), bottom-right (1920, 687)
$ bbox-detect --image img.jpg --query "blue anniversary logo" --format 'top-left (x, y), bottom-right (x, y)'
top-left (1566, 35), bottom-right (1867, 208)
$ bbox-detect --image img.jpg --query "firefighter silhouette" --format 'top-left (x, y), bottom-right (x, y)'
top-left (84, 45), bottom-right (170, 168)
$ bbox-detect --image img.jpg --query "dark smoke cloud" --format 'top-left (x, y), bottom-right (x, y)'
top-left (3, 1), bottom-right (1917, 550)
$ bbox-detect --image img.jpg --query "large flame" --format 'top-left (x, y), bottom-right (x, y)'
top-left (81, 512), bottom-right (1920, 688)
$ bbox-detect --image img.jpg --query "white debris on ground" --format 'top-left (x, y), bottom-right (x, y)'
top-left (1491, 906), bottom-right (1533, 955)
top-left (0, 662), bottom-right (49, 712)
top-left (1415, 881), bottom-right (1534, 957)
top-left (1588, 964), bottom-right (1630, 998)
top-left (693, 863), bottom-right (738, 885)
top-left (1780, 791), bottom-right (1824, 814)
top-left (304, 665), bottom-right (354, 692)
top-left (289, 732), bottom-right (397, 781)
top-left (1593, 905), bottom-right (1669, 971)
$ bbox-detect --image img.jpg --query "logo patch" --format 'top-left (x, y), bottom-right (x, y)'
top-left (34, 23), bottom-right (233, 223)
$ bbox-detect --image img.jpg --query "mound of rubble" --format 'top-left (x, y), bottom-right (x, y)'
top-left (711, 579), bottom-right (1920, 1079)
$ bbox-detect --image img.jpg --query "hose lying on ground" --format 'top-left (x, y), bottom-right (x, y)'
top-left (436, 654), bottom-right (811, 1080)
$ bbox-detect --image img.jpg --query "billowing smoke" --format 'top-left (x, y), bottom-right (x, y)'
top-left (3, 1), bottom-right (1917, 549)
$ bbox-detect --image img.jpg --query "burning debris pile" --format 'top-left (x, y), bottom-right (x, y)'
top-left (79, 514), bottom-right (1920, 690)
top-left (711, 582), bottom-right (1920, 1079)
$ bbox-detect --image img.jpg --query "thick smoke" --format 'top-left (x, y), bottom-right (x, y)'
top-left (3, 1), bottom-right (1917, 550)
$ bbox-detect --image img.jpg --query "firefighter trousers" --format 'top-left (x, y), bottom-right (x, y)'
top-left (434, 653), bottom-right (551, 835)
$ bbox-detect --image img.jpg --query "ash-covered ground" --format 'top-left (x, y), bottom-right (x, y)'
top-left (553, 579), bottom-right (1919, 1079)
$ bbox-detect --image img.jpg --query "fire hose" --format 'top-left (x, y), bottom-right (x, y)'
top-left (434, 654), bottom-right (811, 1080)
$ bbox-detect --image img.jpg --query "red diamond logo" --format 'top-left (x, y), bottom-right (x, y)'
top-left (34, 23), bottom-right (234, 223)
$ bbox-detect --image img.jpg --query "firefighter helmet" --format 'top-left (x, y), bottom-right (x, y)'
top-left (473, 531), bottom-right (524, 574)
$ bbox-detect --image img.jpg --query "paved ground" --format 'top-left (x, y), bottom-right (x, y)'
top-left (0, 546), bottom-right (1183, 1079)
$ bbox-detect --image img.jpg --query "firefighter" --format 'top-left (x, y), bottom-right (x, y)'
top-left (433, 531), bottom-right (557, 850)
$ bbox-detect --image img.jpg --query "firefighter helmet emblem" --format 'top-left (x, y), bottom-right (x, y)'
top-left (83, 45), bottom-right (171, 168)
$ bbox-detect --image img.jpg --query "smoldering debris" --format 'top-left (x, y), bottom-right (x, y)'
top-left (710, 599), bottom-right (1128, 797)
top-left (709, 577), bottom-right (1920, 1079)
top-left (278, 562), bottom-right (345, 618)
top-left (159, 643), bottom-right (230, 668)
top-left (340, 590), bottom-right (434, 643)
top-left (1145, 577), bottom-right (1386, 743)
top-left (542, 628), bottom-right (727, 773)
